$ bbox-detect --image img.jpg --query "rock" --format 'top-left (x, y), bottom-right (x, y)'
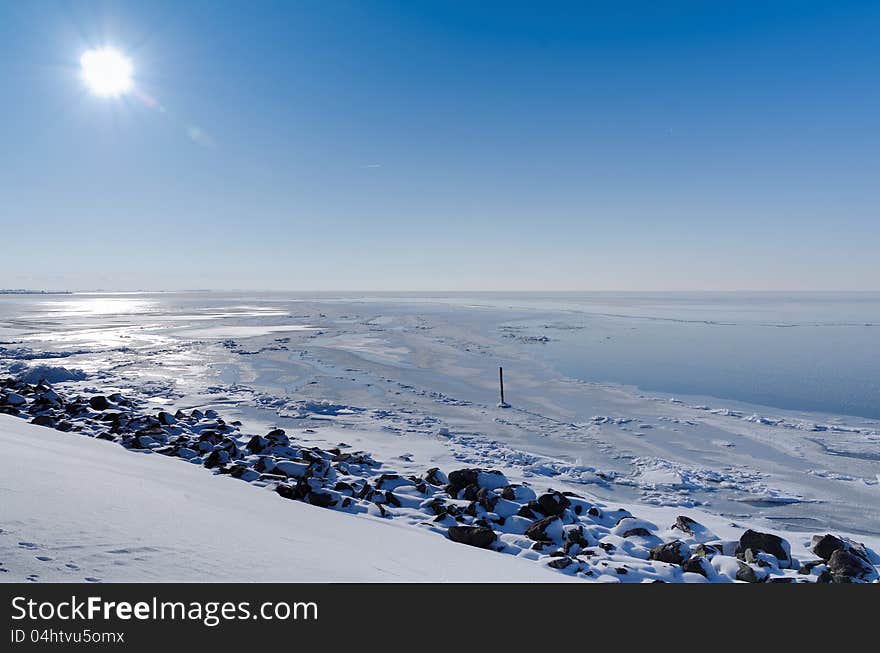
top-left (458, 484), bottom-right (481, 501)
top-left (88, 395), bottom-right (111, 411)
top-left (735, 561), bottom-right (764, 583)
top-left (333, 481), bottom-right (354, 495)
top-left (424, 467), bottom-right (448, 486)
top-left (447, 468), bottom-right (507, 494)
top-left (447, 525), bottom-right (496, 549)
top-left (500, 484), bottom-right (537, 503)
top-left (827, 549), bottom-right (878, 583)
top-left (446, 469), bottom-right (479, 495)
top-left (30, 415), bottom-right (57, 427)
top-left (564, 525), bottom-right (590, 552)
top-left (203, 450), bottom-right (229, 469)
top-left (811, 534), bottom-right (846, 561)
top-left (276, 483), bottom-right (307, 501)
top-left (798, 560), bottom-right (826, 575)
top-left (548, 556), bottom-right (574, 570)
top-left (744, 548), bottom-right (779, 568)
top-left (649, 540), bottom-right (690, 565)
top-left (3, 392), bottom-right (26, 406)
top-left (682, 556), bottom-right (712, 577)
top-left (423, 497), bottom-right (448, 516)
top-left (692, 543), bottom-right (721, 558)
top-left (811, 533), bottom-right (872, 566)
top-left (265, 428), bottom-right (289, 446)
top-left (307, 491), bottom-right (337, 508)
top-left (536, 491), bottom-right (571, 516)
top-left (672, 515), bottom-right (700, 535)
top-left (525, 516), bottom-right (563, 542)
top-left (735, 529), bottom-right (791, 568)
top-left (516, 505), bottom-right (538, 519)
top-left (157, 411), bottom-right (175, 425)
top-left (622, 528), bottom-right (652, 538)
top-left (245, 435), bottom-right (268, 455)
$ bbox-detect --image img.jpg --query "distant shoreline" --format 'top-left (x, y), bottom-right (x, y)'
top-left (0, 290), bottom-right (72, 295)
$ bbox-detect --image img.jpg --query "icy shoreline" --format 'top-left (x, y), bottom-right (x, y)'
top-left (2, 373), bottom-right (878, 583)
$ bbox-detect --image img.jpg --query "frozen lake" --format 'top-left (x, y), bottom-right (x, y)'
top-left (1, 291), bottom-right (878, 418)
top-left (496, 292), bottom-right (880, 420)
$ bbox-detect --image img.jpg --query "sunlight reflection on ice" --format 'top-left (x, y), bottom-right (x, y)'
top-left (45, 296), bottom-right (155, 317)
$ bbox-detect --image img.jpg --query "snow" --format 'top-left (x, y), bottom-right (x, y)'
top-left (0, 415), bottom-right (560, 583)
top-left (6, 363), bottom-right (87, 385)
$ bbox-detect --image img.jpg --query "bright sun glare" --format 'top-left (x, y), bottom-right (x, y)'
top-left (80, 48), bottom-right (133, 97)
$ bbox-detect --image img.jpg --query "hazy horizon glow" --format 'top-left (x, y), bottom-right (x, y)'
top-left (1, 1), bottom-right (878, 292)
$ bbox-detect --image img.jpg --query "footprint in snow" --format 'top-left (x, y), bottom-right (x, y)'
top-left (35, 555), bottom-right (52, 562)
top-left (65, 563), bottom-right (80, 570)
top-left (84, 577), bottom-right (101, 583)
top-left (18, 542), bottom-right (38, 549)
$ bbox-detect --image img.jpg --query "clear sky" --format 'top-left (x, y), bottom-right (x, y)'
top-left (1, 1), bottom-right (878, 291)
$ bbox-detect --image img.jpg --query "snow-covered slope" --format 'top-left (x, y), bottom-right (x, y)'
top-left (0, 415), bottom-right (560, 583)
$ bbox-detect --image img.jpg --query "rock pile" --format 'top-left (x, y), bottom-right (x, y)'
top-left (2, 374), bottom-right (878, 583)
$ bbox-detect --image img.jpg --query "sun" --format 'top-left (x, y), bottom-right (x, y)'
top-left (80, 48), bottom-right (133, 97)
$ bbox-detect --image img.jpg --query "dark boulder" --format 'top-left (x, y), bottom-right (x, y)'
top-left (157, 411), bottom-right (175, 425)
top-left (517, 505), bottom-right (538, 519)
top-left (672, 515), bottom-right (700, 535)
top-left (811, 533), bottom-right (872, 566)
top-left (88, 395), bottom-right (111, 411)
top-left (525, 516), bottom-right (563, 542)
top-left (424, 498), bottom-right (448, 516)
top-left (649, 540), bottom-right (690, 565)
top-left (735, 529), bottom-right (791, 568)
top-left (30, 415), bottom-right (57, 428)
top-left (622, 527), bottom-right (652, 538)
top-left (827, 549), bottom-right (878, 583)
top-left (735, 561), bottom-right (764, 583)
top-left (265, 428), bottom-right (289, 445)
top-left (203, 450), bottom-right (230, 469)
top-left (682, 556), bottom-right (711, 578)
top-left (447, 525), bottom-right (496, 549)
top-left (447, 468), bottom-right (479, 492)
top-left (692, 543), bottom-right (721, 558)
top-left (425, 467), bottom-right (449, 486)
top-left (798, 560), bottom-right (826, 575)
top-left (548, 556), bottom-right (574, 570)
top-left (307, 491), bottom-right (337, 508)
top-left (476, 487), bottom-right (499, 512)
top-left (276, 483), bottom-right (307, 501)
top-left (536, 491), bottom-right (571, 516)
top-left (811, 534), bottom-right (846, 561)
top-left (246, 435), bottom-right (268, 455)
top-left (333, 481), bottom-right (354, 495)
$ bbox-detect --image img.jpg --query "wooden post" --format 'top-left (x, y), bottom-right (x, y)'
top-left (499, 366), bottom-right (505, 405)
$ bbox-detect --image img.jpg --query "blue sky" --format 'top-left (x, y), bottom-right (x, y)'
top-left (1, 1), bottom-right (878, 291)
